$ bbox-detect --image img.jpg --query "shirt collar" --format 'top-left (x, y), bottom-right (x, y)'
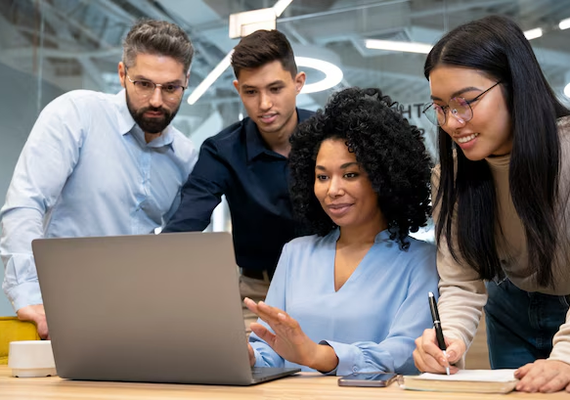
top-left (245, 107), bottom-right (311, 162)
top-left (113, 89), bottom-right (175, 149)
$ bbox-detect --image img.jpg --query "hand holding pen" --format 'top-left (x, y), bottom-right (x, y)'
top-left (412, 293), bottom-right (466, 375)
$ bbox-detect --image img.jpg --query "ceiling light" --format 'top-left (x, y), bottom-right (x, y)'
top-left (273, 0), bottom-right (293, 17)
top-left (559, 18), bottom-right (570, 30)
top-left (229, 8), bottom-right (276, 39)
top-left (365, 39), bottom-right (433, 54)
top-left (229, 0), bottom-right (293, 38)
top-left (564, 82), bottom-right (570, 98)
top-left (296, 57), bottom-right (343, 94)
top-left (187, 50), bottom-right (233, 105)
top-left (523, 28), bottom-right (543, 40)
top-left (293, 45), bottom-right (343, 94)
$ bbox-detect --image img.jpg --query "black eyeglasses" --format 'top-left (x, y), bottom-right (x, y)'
top-left (125, 68), bottom-right (187, 102)
top-left (423, 81), bottom-right (502, 126)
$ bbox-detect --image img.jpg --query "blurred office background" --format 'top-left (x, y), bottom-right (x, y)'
top-left (1, 0), bottom-right (569, 316)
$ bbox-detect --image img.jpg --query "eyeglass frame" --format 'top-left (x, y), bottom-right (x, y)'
top-left (422, 81), bottom-right (502, 126)
top-left (124, 67), bottom-right (187, 101)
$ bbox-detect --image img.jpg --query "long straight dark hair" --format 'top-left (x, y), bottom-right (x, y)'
top-left (426, 15), bottom-right (570, 287)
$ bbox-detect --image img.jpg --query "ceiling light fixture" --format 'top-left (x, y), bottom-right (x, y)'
top-left (293, 44), bottom-right (343, 94)
top-left (523, 28), bottom-right (543, 40)
top-left (296, 57), bottom-right (343, 94)
top-left (273, 0), bottom-right (293, 17)
top-left (559, 18), bottom-right (570, 30)
top-left (365, 39), bottom-right (433, 54)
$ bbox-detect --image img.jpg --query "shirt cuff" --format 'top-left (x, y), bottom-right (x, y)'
top-left (5, 281), bottom-right (43, 312)
top-left (253, 348), bottom-right (266, 367)
top-left (319, 339), bottom-right (373, 376)
top-left (549, 338), bottom-right (570, 365)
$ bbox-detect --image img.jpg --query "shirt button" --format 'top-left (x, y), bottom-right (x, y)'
top-left (353, 367), bottom-right (358, 372)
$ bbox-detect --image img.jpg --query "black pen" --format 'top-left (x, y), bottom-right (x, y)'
top-left (428, 291), bottom-right (450, 375)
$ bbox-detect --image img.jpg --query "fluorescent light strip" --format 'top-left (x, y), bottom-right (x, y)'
top-left (524, 28), bottom-right (543, 40)
top-left (365, 39), bottom-right (432, 54)
top-left (296, 56), bottom-right (343, 94)
top-left (273, 0), bottom-right (293, 17)
top-left (564, 82), bottom-right (570, 98)
top-left (560, 18), bottom-right (570, 30)
top-left (187, 50), bottom-right (234, 105)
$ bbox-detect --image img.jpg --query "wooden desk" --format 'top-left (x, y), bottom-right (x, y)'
top-left (0, 366), bottom-right (568, 399)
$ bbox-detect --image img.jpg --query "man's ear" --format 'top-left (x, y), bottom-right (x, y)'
top-left (233, 79), bottom-right (240, 93)
top-left (294, 72), bottom-right (306, 94)
top-left (118, 62), bottom-right (126, 88)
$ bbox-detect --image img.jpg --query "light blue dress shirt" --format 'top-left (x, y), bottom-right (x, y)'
top-left (250, 229), bottom-right (438, 376)
top-left (1, 89), bottom-right (197, 311)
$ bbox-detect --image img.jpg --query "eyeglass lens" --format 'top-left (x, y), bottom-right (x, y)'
top-left (132, 81), bottom-right (183, 101)
top-left (425, 97), bottom-right (472, 126)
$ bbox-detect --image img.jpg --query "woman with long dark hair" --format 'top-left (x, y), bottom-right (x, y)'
top-left (413, 15), bottom-right (570, 393)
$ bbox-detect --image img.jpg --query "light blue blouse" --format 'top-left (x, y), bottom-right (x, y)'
top-left (250, 228), bottom-right (438, 376)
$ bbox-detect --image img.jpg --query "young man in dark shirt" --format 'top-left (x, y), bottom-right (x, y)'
top-left (163, 30), bottom-right (313, 331)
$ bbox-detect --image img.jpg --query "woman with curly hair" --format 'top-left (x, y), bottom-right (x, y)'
top-left (244, 87), bottom-right (438, 375)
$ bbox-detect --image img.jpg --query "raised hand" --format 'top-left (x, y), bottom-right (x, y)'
top-left (244, 297), bottom-right (338, 372)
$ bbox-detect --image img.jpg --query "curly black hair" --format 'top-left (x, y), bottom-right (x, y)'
top-left (289, 87), bottom-right (432, 248)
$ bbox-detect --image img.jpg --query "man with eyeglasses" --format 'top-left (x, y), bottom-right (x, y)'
top-left (0, 20), bottom-right (197, 339)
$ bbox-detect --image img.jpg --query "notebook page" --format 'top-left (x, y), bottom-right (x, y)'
top-left (416, 369), bottom-right (517, 382)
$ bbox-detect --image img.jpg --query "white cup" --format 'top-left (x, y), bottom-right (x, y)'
top-left (8, 340), bottom-right (57, 378)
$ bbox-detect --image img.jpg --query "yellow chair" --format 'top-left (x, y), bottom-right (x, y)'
top-left (0, 317), bottom-right (40, 365)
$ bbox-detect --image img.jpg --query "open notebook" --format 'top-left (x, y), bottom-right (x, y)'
top-left (399, 369), bottom-right (518, 394)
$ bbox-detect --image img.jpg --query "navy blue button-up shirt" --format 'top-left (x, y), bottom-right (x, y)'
top-left (164, 108), bottom-right (314, 273)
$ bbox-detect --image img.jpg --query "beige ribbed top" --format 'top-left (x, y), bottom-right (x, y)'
top-left (433, 116), bottom-right (570, 364)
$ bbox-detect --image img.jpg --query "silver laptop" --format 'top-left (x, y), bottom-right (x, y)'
top-left (32, 232), bottom-right (300, 385)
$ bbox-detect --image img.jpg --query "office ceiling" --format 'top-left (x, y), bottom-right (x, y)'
top-left (1, 0), bottom-right (569, 142)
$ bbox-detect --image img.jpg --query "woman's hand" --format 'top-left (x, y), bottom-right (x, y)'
top-left (413, 328), bottom-right (465, 374)
top-left (515, 359), bottom-right (570, 393)
top-left (244, 297), bottom-right (338, 372)
top-left (247, 343), bottom-right (255, 367)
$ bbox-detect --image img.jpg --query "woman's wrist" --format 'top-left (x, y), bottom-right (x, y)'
top-left (307, 343), bottom-right (339, 373)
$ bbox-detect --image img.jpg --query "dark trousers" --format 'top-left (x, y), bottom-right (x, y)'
top-left (484, 278), bottom-right (570, 368)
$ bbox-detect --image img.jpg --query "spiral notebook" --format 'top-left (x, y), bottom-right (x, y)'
top-left (400, 369), bottom-right (518, 394)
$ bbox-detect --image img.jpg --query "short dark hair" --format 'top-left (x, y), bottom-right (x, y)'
top-left (426, 15), bottom-right (570, 287)
top-left (289, 87), bottom-right (432, 249)
top-left (231, 30), bottom-right (297, 79)
top-left (123, 19), bottom-right (194, 73)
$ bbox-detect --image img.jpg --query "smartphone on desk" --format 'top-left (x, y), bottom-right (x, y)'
top-left (338, 372), bottom-right (398, 387)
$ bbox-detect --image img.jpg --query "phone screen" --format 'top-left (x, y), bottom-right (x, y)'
top-left (338, 372), bottom-right (398, 387)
